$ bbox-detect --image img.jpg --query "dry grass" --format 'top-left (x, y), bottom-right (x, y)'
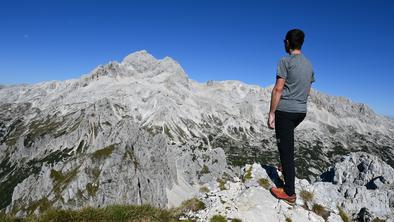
top-left (210, 214), bottom-right (227, 222)
top-left (217, 178), bottom-right (227, 191)
top-left (199, 186), bottom-right (210, 193)
top-left (243, 166), bottom-right (253, 181)
top-left (337, 205), bottom-right (350, 222)
top-left (0, 197), bottom-right (207, 222)
top-left (312, 204), bottom-right (330, 220)
top-left (201, 165), bottom-right (210, 174)
top-left (1, 204), bottom-right (177, 222)
top-left (258, 178), bottom-right (270, 189)
top-left (299, 190), bottom-right (314, 203)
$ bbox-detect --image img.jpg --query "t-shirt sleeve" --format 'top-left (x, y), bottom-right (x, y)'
top-left (311, 70), bottom-right (315, 83)
top-left (276, 58), bottom-right (288, 79)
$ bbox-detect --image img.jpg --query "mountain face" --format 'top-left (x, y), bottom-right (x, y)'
top-left (0, 50), bottom-right (393, 218)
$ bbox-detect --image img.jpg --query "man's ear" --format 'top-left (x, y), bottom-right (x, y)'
top-left (285, 40), bottom-right (290, 53)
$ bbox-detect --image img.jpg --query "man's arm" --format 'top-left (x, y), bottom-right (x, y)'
top-left (269, 76), bottom-right (285, 114)
top-left (267, 76), bottom-right (285, 129)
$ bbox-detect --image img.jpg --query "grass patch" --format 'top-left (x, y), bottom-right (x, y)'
top-left (11, 204), bottom-right (177, 221)
top-left (25, 198), bottom-right (51, 215)
top-left (285, 217), bottom-right (292, 222)
top-left (217, 178), bottom-right (227, 191)
top-left (258, 178), bottom-right (270, 189)
top-left (90, 167), bottom-right (101, 180)
top-left (163, 124), bottom-right (174, 140)
top-left (50, 167), bottom-right (79, 197)
top-left (231, 219), bottom-right (242, 222)
top-left (337, 206), bottom-right (350, 222)
top-left (312, 204), bottom-right (330, 220)
top-left (299, 190), bottom-right (314, 205)
top-left (92, 144), bottom-right (116, 160)
top-left (199, 186), bottom-right (210, 193)
top-left (177, 197), bottom-right (205, 213)
top-left (168, 197), bottom-right (206, 220)
top-left (0, 200), bottom-right (208, 222)
top-left (243, 166), bottom-right (253, 181)
top-left (201, 165), bottom-right (210, 174)
top-left (210, 214), bottom-right (227, 222)
top-left (86, 182), bottom-right (99, 197)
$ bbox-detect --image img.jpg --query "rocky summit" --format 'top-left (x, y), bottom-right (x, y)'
top-left (0, 50), bottom-right (393, 221)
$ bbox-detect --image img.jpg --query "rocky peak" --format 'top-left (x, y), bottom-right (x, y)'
top-left (85, 50), bottom-right (190, 89)
top-left (121, 50), bottom-right (159, 73)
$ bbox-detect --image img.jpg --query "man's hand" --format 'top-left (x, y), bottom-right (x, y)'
top-left (267, 112), bottom-right (275, 129)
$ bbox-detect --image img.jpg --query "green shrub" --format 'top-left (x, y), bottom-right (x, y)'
top-left (210, 214), bottom-right (227, 222)
top-left (285, 217), bottom-right (292, 222)
top-left (231, 218), bottom-right (242, 222)
top-left (372, 217), bottom-right (386, 222)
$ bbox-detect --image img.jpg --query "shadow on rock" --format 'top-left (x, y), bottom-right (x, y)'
top-left (260, 164), bottom-right (284, 188)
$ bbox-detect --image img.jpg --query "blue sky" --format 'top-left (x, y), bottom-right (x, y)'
top-left (0, 0), bottom-right (393, 117)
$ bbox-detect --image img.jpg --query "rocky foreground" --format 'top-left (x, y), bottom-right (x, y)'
top-left (182, 152), bottom-right (394, 222)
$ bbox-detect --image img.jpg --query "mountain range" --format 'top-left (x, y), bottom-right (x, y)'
top-left (0, 50), bottom-right (393, 221)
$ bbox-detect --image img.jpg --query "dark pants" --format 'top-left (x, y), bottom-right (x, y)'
top-left (274, 110), bottom-right (306, 196)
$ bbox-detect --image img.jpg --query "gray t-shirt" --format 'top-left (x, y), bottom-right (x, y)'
top-left (276, 53), bottom-right (315, 113)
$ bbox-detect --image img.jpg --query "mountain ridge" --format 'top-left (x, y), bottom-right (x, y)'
top-left (0, 50), bottom-right (390, 123)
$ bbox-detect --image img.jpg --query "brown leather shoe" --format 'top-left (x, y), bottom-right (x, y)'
top-left (270, 187), bottom-right (296, 206)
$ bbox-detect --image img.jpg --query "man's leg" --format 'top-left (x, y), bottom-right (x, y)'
top-left (275, 110), bottom-right (296, 196)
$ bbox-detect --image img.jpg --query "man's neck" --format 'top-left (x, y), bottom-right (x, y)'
top-left (289, 49), bottom-right (302, 55)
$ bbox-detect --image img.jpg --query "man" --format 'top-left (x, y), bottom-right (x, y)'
top-left (267, 29), bottom-right (315, 205)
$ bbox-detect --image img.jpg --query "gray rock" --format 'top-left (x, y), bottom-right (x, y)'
top-left (356, 207), bottom-right (373, 222)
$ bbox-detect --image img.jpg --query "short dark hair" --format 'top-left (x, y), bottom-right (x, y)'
top-left (285, 29), bottom-right (305, 50)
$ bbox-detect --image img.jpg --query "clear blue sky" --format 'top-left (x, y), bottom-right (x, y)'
top-left (0, 0), bottom-right (393, 117)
